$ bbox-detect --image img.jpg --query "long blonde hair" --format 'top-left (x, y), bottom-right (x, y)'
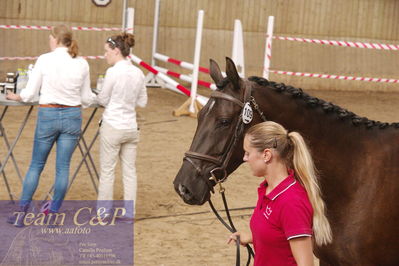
top-left (246, 121), bottom-right (332, 246)
top-left (51, 25), bottom-right (78, 58)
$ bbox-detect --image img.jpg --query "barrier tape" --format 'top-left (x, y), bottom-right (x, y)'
top-left (273, 36), bottom-right (399, 51)
top-left (0, 56), bottom-right (38, 61)
top-left (0, 24), bottom-right (133, 32)
top-left (0, 55), bottom-right (105, 61)
top-left (5, 54), bottom-right (397, 84)
top-left (270, 69), bottom-right (399, 83)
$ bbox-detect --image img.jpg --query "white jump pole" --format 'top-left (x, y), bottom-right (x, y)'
top-left (130, 54), bottom-right (209, 106)
top-left (154, 66), bottom-right (217, 90)
top-left (145, 0), bottom-right (162, 87)
top-left (126, 7), bottom-right (135, 61)
top-left (232, 19), bottom-right (245, 77)
top-left (126, 8), bottom-right (134, 34)
top-left (151, 0), bottom-right (160, 67)
top-left (189, 10), bottom-right (204, 113)
top-left (164, 83), bottom-right (209, 106)
top-left (154, 53), bottom-right (227, 76)
top-left (122, 0), bottom-right (128, 29)
top-left (263, 16), bottom-right (274, 79)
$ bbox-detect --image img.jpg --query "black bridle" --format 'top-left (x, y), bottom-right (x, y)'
top-left (183, 84), bottom-right (267, 266)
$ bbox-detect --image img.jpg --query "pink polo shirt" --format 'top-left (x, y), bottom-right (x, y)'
top-left (250, 170), bottom-right (313, 266)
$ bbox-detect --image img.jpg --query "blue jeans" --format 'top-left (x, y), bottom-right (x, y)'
top-left (20, 107), bottom-right (82, 212)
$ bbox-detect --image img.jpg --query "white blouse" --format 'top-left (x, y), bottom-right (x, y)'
top-left (20, 47), bottom-right (95, 107)
top-left (96, 59), bottom-right (147, 130)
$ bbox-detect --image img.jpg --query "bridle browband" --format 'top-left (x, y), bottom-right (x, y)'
top-left (183, 81), bottom-right (267, 266)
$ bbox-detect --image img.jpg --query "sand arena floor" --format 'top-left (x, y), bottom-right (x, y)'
top-left (0, 87), bottom-right (398, 265)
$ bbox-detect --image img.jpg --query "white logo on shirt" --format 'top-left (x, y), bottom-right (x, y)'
top-left (263, 205), bottom-right (272, 219)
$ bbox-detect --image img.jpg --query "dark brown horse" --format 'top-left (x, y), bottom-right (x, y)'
top-left (173, 57), bottom-right (399, 265)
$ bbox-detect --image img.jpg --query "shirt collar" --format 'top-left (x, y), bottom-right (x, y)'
top-left (54, 47), bottom-right (68, 53)
top-left (258, 170), bottom-right (297, 201)
top-left (114, 59), bottom-right (131, 67)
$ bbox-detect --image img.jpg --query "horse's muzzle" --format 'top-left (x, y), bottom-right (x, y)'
top-left (173, 159), bottom-right (212, 205)
top-left (173, 180), bottom-right (210, 205)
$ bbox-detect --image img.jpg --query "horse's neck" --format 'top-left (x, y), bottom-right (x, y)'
top-left (253, 87), bottom-right (340, 139)
top-left (253, 86), bottom-right (364, 183)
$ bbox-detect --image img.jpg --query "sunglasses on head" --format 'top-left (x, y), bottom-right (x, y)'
top-left (107, 38), bottom-right (117, 47)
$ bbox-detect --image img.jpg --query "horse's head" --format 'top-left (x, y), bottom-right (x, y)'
top-left (173, 57), bottom-right (257, 205)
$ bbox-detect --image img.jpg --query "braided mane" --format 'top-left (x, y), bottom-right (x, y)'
top-left (248, 76), bottom-right (399, 129)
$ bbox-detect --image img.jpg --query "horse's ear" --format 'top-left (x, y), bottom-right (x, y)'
top-left (209, 59), bottom-right (223, 85)
top-left (225, 57), bottom-right (242, 91)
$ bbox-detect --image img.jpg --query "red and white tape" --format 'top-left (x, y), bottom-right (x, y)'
top-left (270, 69), bottom-right (399, 83)
top-left (0, 56), bottom-right (38, 61)
top-left (0, 55), bottom-right (105, 61)
top-left (273, 36), bottom-right (399, 51)
top-left (0, 24), bottom-right (133, 32)
top-left (154, 66), bottom-right (217, 90)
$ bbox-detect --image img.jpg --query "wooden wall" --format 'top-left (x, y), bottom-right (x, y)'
top-left (1, 0), bottom-right (398, 91)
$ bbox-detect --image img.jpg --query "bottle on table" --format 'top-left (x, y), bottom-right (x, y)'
top-left (96, 74), bottom-right (104, 94)
top-left (16, 68), bottom-right (28, 94)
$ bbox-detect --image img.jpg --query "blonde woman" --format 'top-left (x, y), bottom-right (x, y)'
top-left (228, 121), bottom-right (332, 266)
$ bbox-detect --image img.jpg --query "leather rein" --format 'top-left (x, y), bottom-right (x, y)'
top-left (183, 85), bottom-right (266, 266)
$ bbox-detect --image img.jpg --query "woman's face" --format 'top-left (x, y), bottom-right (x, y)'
top-left (104, 43), bottom-right (118, 65)
top-left (49, 34), bottom-right (57, 51)
top-left (243, 136), bottom-right (267, 177)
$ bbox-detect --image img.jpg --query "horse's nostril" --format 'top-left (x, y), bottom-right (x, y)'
top-left (178, 184), bottom-right (193, 200)
top-left (178, 184), bottom-right (187, 196)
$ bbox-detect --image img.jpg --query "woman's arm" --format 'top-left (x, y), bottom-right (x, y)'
top-left (289, 237), bottom-right (314, 266)
top-left (19, 57), bottom-right (43, 102)
top-left (80, 62), bottom-right (96, 108)
top-left (96, 68), bottom-right (114, 107)
top-left (135, 77), bottom-right (147, 108)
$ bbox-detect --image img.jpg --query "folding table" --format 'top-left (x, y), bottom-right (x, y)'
top-left (0, 94), bottom-right (100, 202)
top-left (0, 95), bottom-right (35, 202)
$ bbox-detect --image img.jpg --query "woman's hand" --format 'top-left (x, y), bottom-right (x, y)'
top-left (227, 231), bottom-right (252, 246)
top-left (6, 91), bottom-right (22, 102)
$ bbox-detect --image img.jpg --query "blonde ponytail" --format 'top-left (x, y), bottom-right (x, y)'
top-left (246, 121), bottom-right (332, 246)
top-left (288, 132), bottom-right (332, 246)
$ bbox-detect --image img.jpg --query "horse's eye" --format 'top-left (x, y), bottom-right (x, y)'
top-left (217, 118), bottom-right (231, 127)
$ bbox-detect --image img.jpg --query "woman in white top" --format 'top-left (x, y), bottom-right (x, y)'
top-left (96, 33), bottom-right (147, 222)
top-left (6, 25), bottom-right (95, 227)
